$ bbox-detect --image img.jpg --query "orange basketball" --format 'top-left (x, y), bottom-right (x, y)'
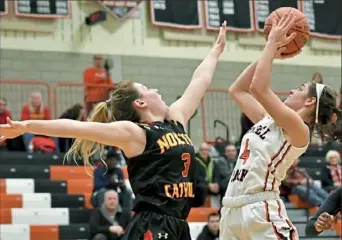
top-left (264, 7), bottom-right (310, 57)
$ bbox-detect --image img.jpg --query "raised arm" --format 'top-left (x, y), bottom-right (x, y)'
top-left (249, 14), bottom-right (309, 147)
top-left (0, 118), bottom-right (145, 156)
top-left (168, 22), bottom-right (227, 126)
top-left (228, 60), bottom-right (266, 124)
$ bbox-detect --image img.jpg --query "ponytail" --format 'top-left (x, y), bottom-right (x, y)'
top-left (65, 102), bottom-right (111, 175)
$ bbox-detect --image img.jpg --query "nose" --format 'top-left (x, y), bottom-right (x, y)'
top-left (289, 90), bottom-right (295, 95)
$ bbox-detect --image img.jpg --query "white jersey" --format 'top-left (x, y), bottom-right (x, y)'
top-left (225, 116), bottom-right (309, 197)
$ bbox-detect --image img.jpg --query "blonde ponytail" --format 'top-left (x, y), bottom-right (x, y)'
top-left (64, 102), bottom-right (111, 175)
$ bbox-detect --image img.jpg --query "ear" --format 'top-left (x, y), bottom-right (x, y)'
top-left (133, 99), bottom-right (147, 109)
top-left (304, 96), bottom-right (317, 108)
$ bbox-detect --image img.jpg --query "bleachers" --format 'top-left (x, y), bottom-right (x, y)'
top-left (0, 148), bottom-right (340, 240)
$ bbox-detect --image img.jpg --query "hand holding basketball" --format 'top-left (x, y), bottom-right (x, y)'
top-left (268, 13), bottom-right (297, 48)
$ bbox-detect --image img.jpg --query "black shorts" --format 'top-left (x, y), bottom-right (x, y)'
top-left (121, 211), bottom-right (191, 240)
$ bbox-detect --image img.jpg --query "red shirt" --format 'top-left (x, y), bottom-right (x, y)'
top-left (0, 109), bottom-right (12, 124)
top-left (21, 104), bottom-right (51, 121)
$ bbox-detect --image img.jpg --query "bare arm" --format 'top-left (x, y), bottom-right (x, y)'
top-left (249, 42), bottom-right (309, 147)
top-left (228, 60), bottom-right (266, 124)
top-left (22, 119), bottom-right (145, 154)
top-left (168, 22), bottom-right (226, 126)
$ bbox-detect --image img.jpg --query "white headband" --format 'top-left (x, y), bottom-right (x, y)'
top-left (315, 83), bottom-right (325, 124)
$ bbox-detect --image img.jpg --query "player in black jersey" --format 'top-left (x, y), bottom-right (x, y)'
top-left (0, 22), bottom-right (227, 240)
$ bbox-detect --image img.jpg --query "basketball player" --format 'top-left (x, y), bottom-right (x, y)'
top-left (0, 22), bottom-right (227, 240)
top-left (219, 13), bottom-right (341, 240)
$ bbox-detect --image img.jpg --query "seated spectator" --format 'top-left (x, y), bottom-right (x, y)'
top-left (321, 150), bottom-right (341, 192)
top-left (312, 72), bottom-right (323, 84)
top-left (193, 163), bottom-right (208, 207)
top-left (0, 98), bottom-right (12, 150)
top-left (59, 104), bottom-right (85, 152)
top-left (196, 142), bottom-right (222, 196)
top-left (20, 91), bottom-right (55, 151)
top-left (283, 159), bottom-right (329, 207)
top-left (213, 137), bottom-right (228, 157)
top-left (91, 150), bottom-right (133, 211)
top-left (196, 212), bottom-right (220, 240)
top-left (89, 190), bottom-right (130, 240)
top-left (217, 144), bottom-right (237, 199)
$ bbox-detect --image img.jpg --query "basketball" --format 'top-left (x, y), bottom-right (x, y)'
top-left (264, 7), bottom-right (310, 57)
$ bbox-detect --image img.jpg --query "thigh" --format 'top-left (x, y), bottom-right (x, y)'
top-left (122, 212), bottom-right (187, 240)
top-left (243, 200), bottom-right (298, 240)
top-left (312, 186), bottom-right (328, 198)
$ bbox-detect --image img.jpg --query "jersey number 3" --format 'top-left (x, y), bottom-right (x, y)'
top-left (181, 153), bottom-right (191, 177)
top-left (239, 139), bottom-right (250, 164)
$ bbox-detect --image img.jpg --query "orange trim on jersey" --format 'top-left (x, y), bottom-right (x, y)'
top-left (265, 201), bottom-right (291, 240)
top-left (263, 141), bottom-right (288, 191)
top-left (264, 201), bottom-right (271, 222)
top-left (286, 219), bottom-right (297, 240)
top-left (276, 200), bottom-right (283, 219)
top-left (271, 144), bottom-right (292, 190)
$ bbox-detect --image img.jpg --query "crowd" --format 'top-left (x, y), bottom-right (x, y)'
top-left (0, 55), bottom-right (341, 240)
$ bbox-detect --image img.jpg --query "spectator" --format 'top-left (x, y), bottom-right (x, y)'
top-left (0, 98), bottom-right (12, 150)
top-left (196, 142), bottom-right (222, 196)
top-left (196, 212), bottom-right (220, 240)
top-left (89, 190), bottom-right (130, 240)
top-left (84, 55), bottom-right (114, 114)
top-left (283, 159), bottom-right (329, 207)
top-left (193, 163), bottom-right (208, 207)
top-left (213, 137), bottom-right (228, 157)
top-left (58, 104), bottom-right (85, 152)
top-left (312, 72), bottom-right (323, 84)
top-left (20, 91), bottom-right (54, 151)
top-left (321, 150), bottom-right (341, 192)
top-left (217, 144), bottom-right (238, 199)
top-left (91, 150), bottom-right (133, 211)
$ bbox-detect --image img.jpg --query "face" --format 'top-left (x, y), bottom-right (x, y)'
top-left (104, 191), bottom-right (118, 210)
top-left (312, 73), bottom-right (322, 84)
top-left (225, 145), bottom-right (237, 160)
top-left (93, 55), bottom-right (103, 68)
top-left (199, 143), bottom-right (210, 159)
top-left (105, 158), bottom-right (116, 169)
top-left (328, 154), bottom-right (340, 165)
top-left (31, 93), bottom-right (42, 107)
top-left (0, 99), bottom-right (6, 113)
top-left (79, 108), bottom-right (85, 121)
top-left (284, 83), bottom-right (315, 111)
top-left (208, 215), bottom-right (220, 232)
top-left (133, 83), bottom-right (168, 117)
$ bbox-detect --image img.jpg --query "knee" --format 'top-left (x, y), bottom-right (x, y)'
top-left (92, 233), bottom-right (108, 240)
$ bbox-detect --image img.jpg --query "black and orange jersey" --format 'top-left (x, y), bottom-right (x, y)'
top-left (123, 120), bottom-right (196, 220)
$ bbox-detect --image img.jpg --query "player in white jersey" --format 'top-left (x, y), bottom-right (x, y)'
top-left (220, 13), bottom-right (341, 240)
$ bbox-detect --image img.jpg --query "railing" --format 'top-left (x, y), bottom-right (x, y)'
top-left (200, 88), bottom-right (290, 144)
top-left (0, 80), bottom-right (51, 121)
top-left (52, 82), bottom-right (116, 118)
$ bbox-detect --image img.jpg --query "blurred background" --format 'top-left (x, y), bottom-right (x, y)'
top-left (0, 0), bottom-right (341, 240)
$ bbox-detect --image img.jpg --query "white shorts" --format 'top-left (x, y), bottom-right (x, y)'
top-left (220, 192), bottom-right (299, 240)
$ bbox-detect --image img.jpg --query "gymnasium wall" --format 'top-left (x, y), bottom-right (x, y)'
top-left (0, 1), bottom-right (341, 144)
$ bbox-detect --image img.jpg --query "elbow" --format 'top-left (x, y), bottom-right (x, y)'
top-left (249, 81), bottom-right (266, 97)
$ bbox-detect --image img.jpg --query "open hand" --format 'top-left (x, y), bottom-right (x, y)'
top-left (315, 212), bottom-right (334, 232)
top-left (268, 13), bottom-right (297, 48)
top-left (0, 117), bottom-right (26, 142)
top-left (109, 225), bottom-right (124, 235)
top-left (213, 21), bottom-right (227, 54)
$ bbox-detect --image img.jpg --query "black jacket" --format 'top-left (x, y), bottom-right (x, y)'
top-left (196, 225), bottom-right (219, 240)
top-left (89, 207), bottom-right (131, 240)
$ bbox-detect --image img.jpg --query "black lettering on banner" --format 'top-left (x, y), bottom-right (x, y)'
top-left (0, 0), bottom-right (8, 16)
top-left (253, 0), bottom-right (300, 32)
top-left (302, 0), bottom-right (341, 39)
top-left (150, 0), bottom-right (202, 29)
top-left (15, 0), bottom-right (70, 18)
top-left (204, 0), bottom-right (254, 32)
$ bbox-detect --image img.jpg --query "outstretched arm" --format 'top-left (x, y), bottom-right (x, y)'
top-left (228, 60), bottom-right (266, 124)
top-left (168, 22), bottom-right (227, 126)
top-left (0, 118), bottom-right (145, 154)
top-left (249, 13), bottom-right (309, 147)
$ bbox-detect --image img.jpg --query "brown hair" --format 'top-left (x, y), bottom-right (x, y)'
top-left (307, 83), bottom-right (342, 142)
top-left (65, 80), bottom-right (140, 172)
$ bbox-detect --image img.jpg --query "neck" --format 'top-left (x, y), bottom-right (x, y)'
top-left (296, 108), bottom-right (312, 126)
top-left (107, 208), bottom-right (116, 215)
top-left (140, 112), bottom-right (165, 123)
top-left (210, 229), bottom-right (218, 236)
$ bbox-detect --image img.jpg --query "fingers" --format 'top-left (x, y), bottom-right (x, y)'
top-left (6, 117), bottom-right (12, 126)
top-left (0, 136), bottom-right (6, 142)
top-left (272, 17), bottom-right (277, 28)
top-left (283, 14), bottom-right (296, 32)
top-left (284, 32), bottom-right (297, 45)
top-left (219, 21), bottom-right (227, 35)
